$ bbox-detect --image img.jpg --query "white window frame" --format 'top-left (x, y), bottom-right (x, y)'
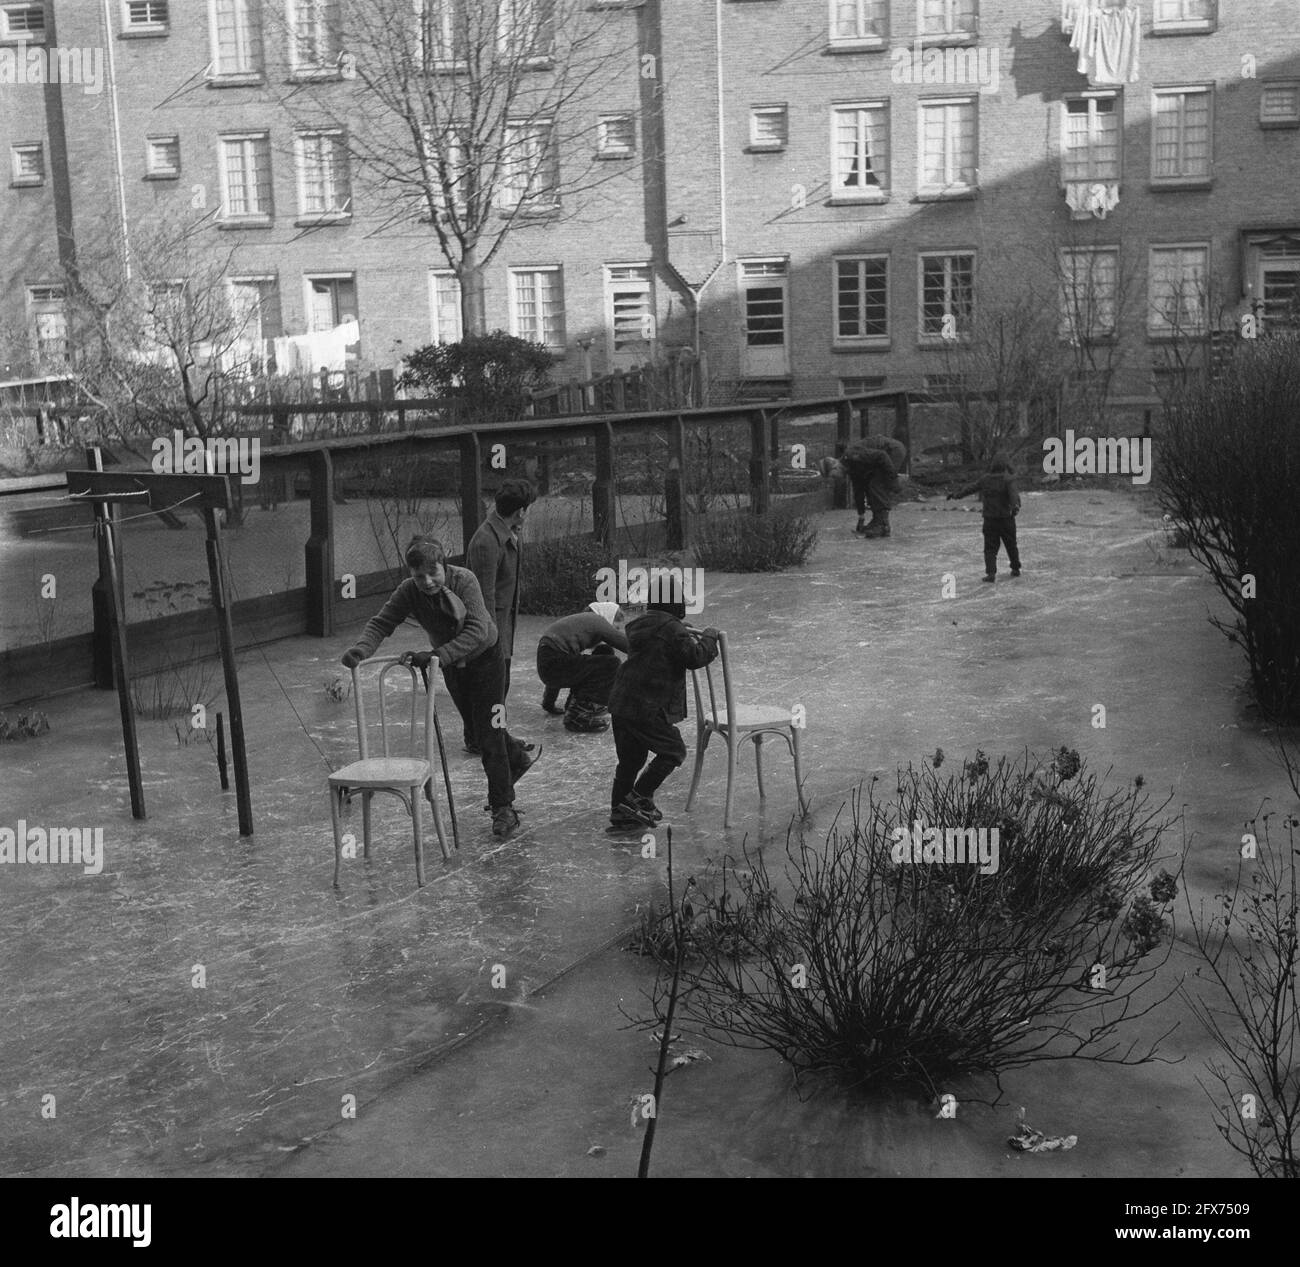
top-left (1151, 85), bottom-right (1213, 184)
top-left (840, 375), bottom-right (886, 394)
top-left (1059, 246), bottom-right (1119, 342)
top-left (597, 114), bottom-right (635, 158)
top-left (1061, 92), bottom-right (1120, 183)
top-left (1, 3), bottom-right (46, 42)
top-left (498, 119), bottom-right (558, 212)
top-left (122, 1), bottom-right (169, 34)
top-left (918, 97), bottom-right (977, 197)
top-left (295, 129), bottom-right (351, 221)
top-left (218, 132), bottom-right (273, 222)
top-left (499, 0), bottom-right (554, 66)
top-left (508, 265), bottom-right (566, 352)
top-left (918, 0), bottom-right (978, 41)
top-left (1152, 0), bottom-right (1214, 33)
top-left (1260, 82), bottom-right (1300, 130)
top-left (145, 134), bottom-right (181, 178)
top-left (831, 102), bottom-right (890, 200)
top-left (10, 142), bottom-right (44, 186)
top-left (833, 254), bottom-right (890, 347)
top-left (429, 269), bottom-right (463, 345)
top-left (828, 0), bottom-right (887, 50)
top-left (604, 263), bottom-right (655, 361)
top-left (1147, 243), bottom-right (1209, 338)
top-left (917, 251), bottom-right (975, 344)
top-left (27, 284), bottom-right (68, 363)
top-left (208, 0), bottom-right (264, 82)
top-left (303, 272), bottom-right (361, 358)
top-left (749, 105), bottom-right (789, 151)
top-left (286, 0), bottom-right (342, 77)
top-left (226, 275), bottom-right (280, 345)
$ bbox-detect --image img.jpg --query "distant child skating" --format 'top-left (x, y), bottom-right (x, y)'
top-left (948, 456), bottom-right (1022, 582)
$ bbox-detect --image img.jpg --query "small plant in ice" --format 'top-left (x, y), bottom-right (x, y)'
top-left (325, 675), bottom-right (352, 702)
top-left (0, 710), bottom-right (51, 741)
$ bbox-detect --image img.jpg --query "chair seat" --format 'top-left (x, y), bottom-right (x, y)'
top-left (706, 704), bottom-right (795, 732)
top-left (329, 757), bottom-right (431, 789)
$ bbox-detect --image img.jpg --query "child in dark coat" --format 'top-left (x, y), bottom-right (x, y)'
top-left (948, 456), bottom-right (1022, 582)
top-left (606, 599), bottom-right (720, 830)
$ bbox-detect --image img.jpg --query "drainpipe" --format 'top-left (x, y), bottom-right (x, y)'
top-left (100, 0), bottom-right (131, 280)
top-left (688, 0), bottom-right (728, 357)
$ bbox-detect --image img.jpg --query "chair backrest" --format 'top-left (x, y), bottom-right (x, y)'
top-left (689, 628), bottom-right (735, 727)
top-left (348, 657), bottom-right (437, 766)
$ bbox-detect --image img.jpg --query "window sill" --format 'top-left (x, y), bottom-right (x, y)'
top-left (120, 27), bottom-right (169, 39)
top-left (208, 72), bottom-right (265, 88)
top-left (218, 216), bottom-right (274, 229)
top-left (915, 31), bottom-right (979, 47)
top-left (0, 35), bottom-right (46, 47)
top-left (825, 38), bottom-right (886, 55)
top-left (289, 66), bottom-right (343, 83)
top-left (919, 336), bottom-right (972, 348)
top-left (143, 171), bottom-right (180, 181)
top-left (499, 204), bottom-right (560, 220)
top-left (9, 178), bottom-right (44, 188)
top-left (915, 187), bottom-right (977, 202)
top-left (833, 340), bottom-right (890, 353)
top-left (595, 150), bottom-right (633, 160)
top-left (1060, 334), bottom-right (1118, 347)
top-left (827, 192), bottom-right (889, 205)
top-left (1148, 178), bottom-right (1212, 192)
top-left (1146, 329), bottom-right (1208, 342)
top-left (1150, 22), bottom-right (1215, 36)
top-left (1259, 119), bottom-right (1300, 130)
top-left (295, 214), bottom-right (352, 227)
top-left (745, 143), bottom-right (786, 154)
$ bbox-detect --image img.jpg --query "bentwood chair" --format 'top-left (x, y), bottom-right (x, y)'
top-left (684, 630), bottom-right (809, 829)
top-left (328, 656), bottom-right (457, 888)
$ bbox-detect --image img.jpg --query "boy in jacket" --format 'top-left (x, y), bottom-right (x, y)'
top-left (842, 436), bottom-right (907, 538)
top-left (607, 597), bottom-right (720, 830)
top-left (341, 535), bottom-right (539, 841)
top-left (948, 455), bottom-right (1023, 582)
top-left (537, 601), bottom-right (629, 732)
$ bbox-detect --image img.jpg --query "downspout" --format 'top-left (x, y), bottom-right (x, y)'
top-left (690, 0), bottom-right (728, 357)
top-left (100, 0), bottom-right (131, 280)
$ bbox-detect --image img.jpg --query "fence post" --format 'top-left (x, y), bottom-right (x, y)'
top-left (749, 410), bottom-right (770, 515)
top-left (593, 422), bottom-right (615, 548)
top-left (768, 409), bottom-right (781, 493)
top-left (86, 446), bottom-right (118, 689)
top-left (612, 369), bottom-right (626, 414)
top-left (697, 350), bottom-right (709, 406)
top-left (305, 448), bottom-right (335, 637)
top-left (665, 414), bottom-right (687, 550)
top-left (894, 392), bottom-right (911, 474)
top-left (833, 401), bottom-right (852, 509)
top-left (459, 432), bottom-right (484, 558)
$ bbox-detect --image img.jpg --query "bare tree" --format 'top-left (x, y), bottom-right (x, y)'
top-left (271, 0), bottom-right (640, 335)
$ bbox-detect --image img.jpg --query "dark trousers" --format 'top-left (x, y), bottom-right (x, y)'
top-left (442, 646), bottom-right (527, 809)
top-left (537, 643), bottom-right (619, 706)
top-left (848, 468), bottom-right (895, 517)
top-left (982, 516), bottom-right (1021, 575)
top-left (611, 712), bottom-right (687, 810)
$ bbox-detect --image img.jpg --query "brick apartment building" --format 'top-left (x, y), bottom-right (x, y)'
top-left (1, 0), bottom-right (1298, 415)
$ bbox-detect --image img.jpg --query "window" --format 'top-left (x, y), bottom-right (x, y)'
top-left (296, 130), bottom-right (350, 219)
top-left (841, 376), bottom-right (886, 393)
top-left (27, 286), bottom-right (67, 364)
top-left (832, 103), bottom-right (889, 198)
top-left (419, 0), bottom-right (465, 67)
top-left (740, 260), bottom-right (787, 347)
top-left (10, 143), bottom-right (44, 186)
top-left (834, 256), bottom-right (889, 344)
top-left (499, 121), bottom-right (558, 211)
top-left (145, 135), bottom-right (181, 178)
top-left (749, 105), bottom-right (788, 150)
top-left (500, 0), bottom-right (554, 62)
top-left (919, 252), bottom-right (974, 341)
top-left (306, 274), bottom-right (361, 357)
top-left (829, 0), bottom-right (886, 47)
top-left (597, 115), bottom-right (635, 157)
top-left (123, 1), bottom-right (169, 32)
top-left (424, 128), bottom-right (468, 216)
top-left (1062, 95), bottom-right (1119, 181)
top-left (429, 270), bottom-right (463, 344)
top-left (919, 98), bottom-right (976, 194)
top-left (509, 267), bottom-right (565, 351)
top-left (605, 265), bottom-right (654, 360)
top-left (1, 4), bottom-right (46, 41)
top-left (228, 277), bottom-right (282, 344)
top-left (920, 0), bottom-right (976, 38)
top-left (1153, 0), bottom-right (1214, 31)
top-left (1261, 83), bottom-right (1300, 129)
top-left (210, 0), bottom-right (263, 79)
top-left (219, 133), bottom-right (273, 220)
top-left (1148, 244), bottom-right (1208, 336)
top-left (289, 0), bottom-right (341, 73)
top-left (1152, 87), bottom-right (1211, 182)
top-left (1059, 248), bottom-right (1118, 341)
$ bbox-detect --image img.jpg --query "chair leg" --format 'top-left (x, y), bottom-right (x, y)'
top-left (791, 726), bottom-right (809, 817)
top-left (329, 783), bottom-right (344, 889)
top-left (754, 734), bottom-right (766, 800)
top-left (685, 727), bottom-right (710, 813)
top-left (362, 791), bottom-right (372, 858)
top-left (410, 784), bottom-right (426, 888)
top-left (425, 777), bottom-right (450, 863)
top-left (724, 732), bottom-right (737, 829)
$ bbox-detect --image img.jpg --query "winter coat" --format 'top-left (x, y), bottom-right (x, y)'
top-left (350, 566), bottom-right (496, 668)
top-left (843, 436), bottom-right (907, 479)
top-left (466, 512), bottom-right (521, 660)
top-left (953, 472), bottom-right (1022, 519)
top-left (538, 612), bottom-right (629, 656)
top-left (608, 611), bottom-right (720, 725)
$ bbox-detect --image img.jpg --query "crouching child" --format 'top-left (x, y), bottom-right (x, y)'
top-left (537, 601), bottom-right (628, 732)
top-left (607, 596), bottom-right (720, 831)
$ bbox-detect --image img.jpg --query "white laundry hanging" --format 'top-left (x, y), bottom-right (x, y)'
top-left (1065, 180), bottom-right (1121, 218)
top-left (1070, 2), bottom-right (1141, 85)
